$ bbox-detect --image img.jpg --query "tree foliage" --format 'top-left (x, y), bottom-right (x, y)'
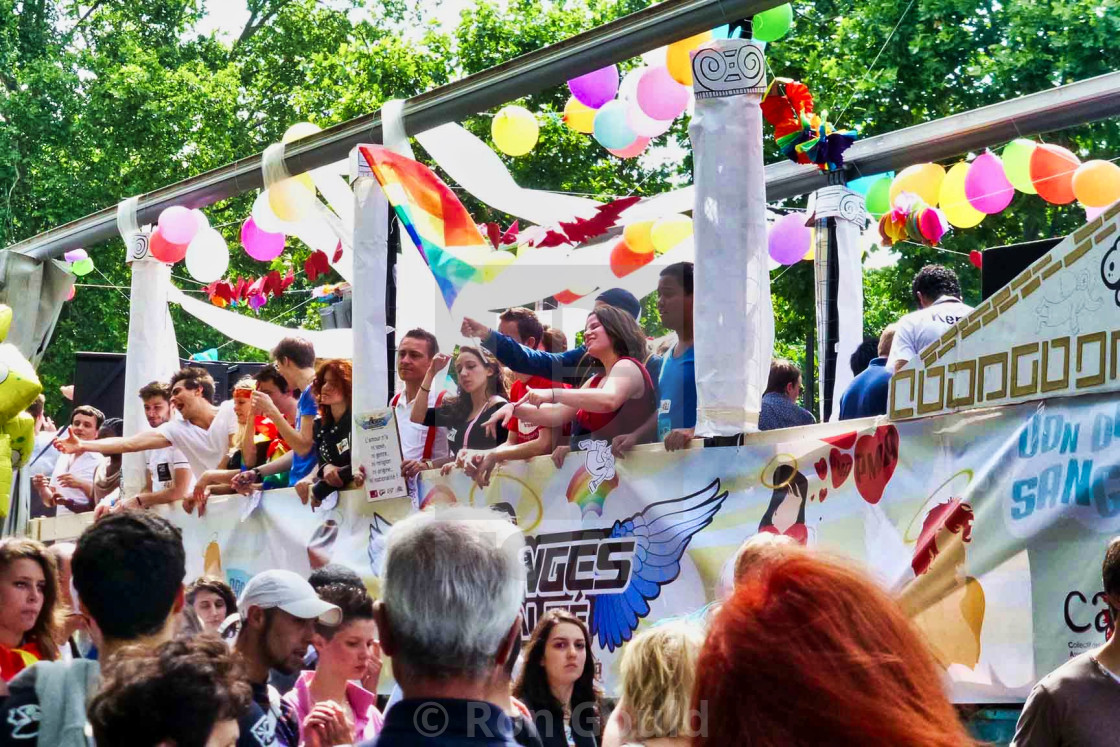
top-left (1, 0), bottom-right (1116, 416)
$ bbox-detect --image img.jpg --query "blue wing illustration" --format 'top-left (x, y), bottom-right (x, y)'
top-left (589, 479), bottom-right (728, 651)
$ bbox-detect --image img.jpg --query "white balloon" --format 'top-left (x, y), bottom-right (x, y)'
top-left (619, 67), bottom-right (645, 101)
top-left (641, 46), bottom-right (668, 67)
top-left (619, 66), bottom-right (673, 138)
top-left (252, 190), bottom-right (294, 235)
top-left (185, 228), bottom-right (230, 283)
top-left (191, 209), bottom-right (210, 232)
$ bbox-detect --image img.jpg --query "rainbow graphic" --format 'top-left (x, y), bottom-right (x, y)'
top-left (359, 145), bottom-right (497, 309)
top-left (566, 466), bottom-right (619, 519)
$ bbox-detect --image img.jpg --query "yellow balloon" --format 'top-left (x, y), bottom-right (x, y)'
top-left (667, 32), bottom-right (711, 86)
top-left (282, 122), bottom-right (321, 143)
top-left (491, 105), bottom-right (539, 157)
top-left (650, 216), bottom-right (693, 254)
top-left (890, 163), bottom-right (946, 207)
top-left (804, 228), bottom-right (815, 261)
top-left (623, 221), bottom-right (656, 255)
top-left (480, 250), bottom-right (516, 283)
top-left (1072, 159), bottom-right (1120, 208)
top-left (268, 178), bottom-right (316, 222)
top-left (939, 162), bottom-right (986, 229)
top-left (563, 97), bottom-right (596, 134)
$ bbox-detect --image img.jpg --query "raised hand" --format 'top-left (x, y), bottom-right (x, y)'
top-left (460, 317), bottom-right (490, 339)
top-left (429, 353), bottom-right (452, 374)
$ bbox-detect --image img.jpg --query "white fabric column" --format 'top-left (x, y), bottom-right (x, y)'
top-left (118, 198), bottom-right (180, 497)
top-left (808, 187), bottom-right (868, 421)
top-left (690, 40), bottom-right (772, 436)
top-left (349, 168), bottom-right (390, 469)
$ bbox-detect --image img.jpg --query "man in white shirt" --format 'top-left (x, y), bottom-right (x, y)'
top-left (393, 328), bottom-right (450, 480)
top-left (887, 265), bottom-right (974, 373)
top-left (105, 381), bottom-right (195, 514)
top-left (26, 395), bottom-right (60, 518)
top-left (32, 406), bottom-right (105, 515)
top-left (54, 368), bottom-right (237, 503)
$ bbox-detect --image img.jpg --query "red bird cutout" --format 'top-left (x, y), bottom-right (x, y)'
top-left (530, 196), bottom-right (641, 248)
top-left (304, 250), bottom-right (332, 282)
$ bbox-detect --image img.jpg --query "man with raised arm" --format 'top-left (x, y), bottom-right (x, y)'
top-left (53, 368), bottom-right (237, 501)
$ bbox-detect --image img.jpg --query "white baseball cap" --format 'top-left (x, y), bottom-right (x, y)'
top-left (238, 569), bottom-right (343, 626)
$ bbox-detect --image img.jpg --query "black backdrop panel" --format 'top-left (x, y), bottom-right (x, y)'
top-left (981, 238), bottom-right (1063, 300)
top-left (72, 353), bottom-right (267, 422)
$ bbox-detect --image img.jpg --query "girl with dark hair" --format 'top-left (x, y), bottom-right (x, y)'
top-left (514, 610), bottom-right (602, 747)
top-left (0, 538), bottom-right (60, 680)
top-left (295, 359), bottom-right (364, 506)
top-left (757, 464), bottom-right (809, 545)
top-left (694, 552), bottom-right (975, 747)
top-left (186, 577), bottom-right (238, 633)
top-left (486, 307), bottom-right (656, 456)
top-left (410, 345), bottom-right (510, 470)
top-left (283, 583), bottom-right (384, 744)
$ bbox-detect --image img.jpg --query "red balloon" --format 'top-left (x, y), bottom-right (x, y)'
top-left (1029, 143), bottom-right (1081, 205)
top-left (969, 250), bottom-right (983, 270)
top-left (150, 228), bottom-right (189, 263)
top-left (609, 238), bottom-right (654, 278)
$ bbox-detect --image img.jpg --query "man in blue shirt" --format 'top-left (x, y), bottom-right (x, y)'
top-left (248, 337), bottom-right (319, 485)
top-left (360, 507), bottom-right (527, 747)
top-left (758, 360), bottom-right (817, 431)
top-left (839, 325), bottom-right (896, 420)
top-left (461, 288), bottom-right (661, 389)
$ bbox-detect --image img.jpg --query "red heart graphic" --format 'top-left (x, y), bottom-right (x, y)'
top-left (829, 448), bottom-right (853, 489)
top-left (814, 458), bottom-right (827, 480)
top-left (969, 250), bottom-right (983, 269)
top-left (822, 432), bottom-right (858, 451)
top-left (819, 488), bottom-right (828, 503)
top-left (854, 425), bottom-right (900, 504)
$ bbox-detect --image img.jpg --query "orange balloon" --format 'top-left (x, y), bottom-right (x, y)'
top-left (609, 239), bottom-right (654, 278)
top-left (666, 32), bottom-right (711, 86)
top-left (1072, 159), bottom-right (1120, 208)
top-left (1029, 144), bottom-right (1081, 205)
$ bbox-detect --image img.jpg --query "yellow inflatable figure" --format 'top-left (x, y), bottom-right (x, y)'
top-left (0, 344), bottom-right (42, 424)
top-left (0, 435), bottom-right (12, 517)
top-left (3, 412), bottom-right (34, 468)
top-left (0, 305), bottom-right (11, 344)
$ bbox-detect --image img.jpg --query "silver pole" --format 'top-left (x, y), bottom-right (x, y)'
top-left (9, 0), bottom-right (782, 261)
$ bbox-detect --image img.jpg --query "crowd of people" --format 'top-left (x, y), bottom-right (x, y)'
top-left (23, 261), bottom-right (975, 521)
top-left (2, 505), bottom-right (1107, 745)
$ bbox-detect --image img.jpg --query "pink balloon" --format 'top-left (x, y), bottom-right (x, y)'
top-left (768, 213), bottom-right (811, 265)
top-left (608, 136), bottom-right (651, 159)
top-left (964, 152), bottom-right (1014, 214)
top-left (567, 66), bottom-right (619, 109)
top-left (240, 217), bottom-right (285, 261)
top-left (158, 206), bottom-right (201, 245)
top-left (917, 208), bottom-right (947, 244)
top-left (636, 66), bottom-right (689, 122)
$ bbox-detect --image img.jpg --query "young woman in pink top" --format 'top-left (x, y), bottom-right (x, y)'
top-left (283, 583), bottom-right (384, 743)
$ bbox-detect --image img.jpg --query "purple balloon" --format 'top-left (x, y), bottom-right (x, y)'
top-left (241, 217), bottom-right (285, 261)
top-left (568, 65), bottom-right (620, 109)
top-left (964, 152), bottom-right (1014, 214)
top-left (768, 212), bottom-right (811, 265)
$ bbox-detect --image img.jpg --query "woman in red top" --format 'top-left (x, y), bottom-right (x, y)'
top-left (486, 306), bottom-right (655, 451)
top-left (0, 538), bottom-right (60, 681)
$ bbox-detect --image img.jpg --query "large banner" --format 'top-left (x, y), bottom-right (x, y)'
top-left (169, 392), bottom-right (1120, 701)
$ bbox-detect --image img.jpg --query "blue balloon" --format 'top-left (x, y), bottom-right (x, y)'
top-left (711, 24), bottom-right (729, 39)
top-left (593, 100), bottom-right (638, 150)
top-left (848, 171), bottom-right (894, 196)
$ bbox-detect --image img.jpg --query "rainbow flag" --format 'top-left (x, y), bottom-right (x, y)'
top-left (359, 145), bottom-right (490, 309)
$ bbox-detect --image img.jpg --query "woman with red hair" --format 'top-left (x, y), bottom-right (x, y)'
top-left (694, 552), bottom-right (974, 747)
top-left (295, 359), bottom-right (363, 506)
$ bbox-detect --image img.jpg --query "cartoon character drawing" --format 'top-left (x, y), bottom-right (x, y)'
top-left (367, 513), bottom-right (393, 578)
top-left (758, 464), bottom-right (809, 545)
top-left (1102, 236), bottom-right (1120, 307)
top-left (1035, 267), bottom-right (1104, 335)
top-left (578, 438), bottom-right (616, 494)
top-left (589, 479), bottom-right (728, 651)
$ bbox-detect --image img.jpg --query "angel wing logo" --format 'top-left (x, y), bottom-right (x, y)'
top-left (588, 479), bottom-right (728, 651)
top-left (367, 513), bottom-right (393, 578)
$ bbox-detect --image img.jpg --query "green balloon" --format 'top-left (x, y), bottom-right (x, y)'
top-left (1001, 139), bottom-right (1037, 194)
top-left (753, 3), bottom-right (793, 42)
top-left (865, 176), bottom-right (892, 219)
top-left (71, 257), bottom-right (95, 276)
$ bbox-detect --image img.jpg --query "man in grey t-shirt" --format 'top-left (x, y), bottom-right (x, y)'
top-left (1012, 537), bottom-right (1120, 746)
